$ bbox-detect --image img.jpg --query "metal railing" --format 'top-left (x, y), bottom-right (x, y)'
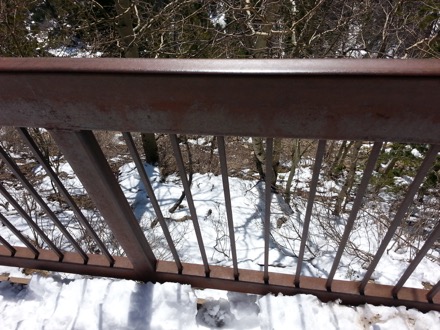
top-left (0, 58), bottom-right (439, 312)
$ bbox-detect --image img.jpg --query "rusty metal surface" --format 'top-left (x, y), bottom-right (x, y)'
top-left (0, 214), bottom-right (39, 256)
top-left (0, 236), bottom-right (16, 256)
top-left (49, 130), bottom-right (156, 275)
top-left (0, 246), bottom-right (136, 280)
top-left (151, 261), bottom-right (439, 313)
top-left (1, 59), bottom-right (440, 143)
top-left (428, 281), bottom-right (440, 303)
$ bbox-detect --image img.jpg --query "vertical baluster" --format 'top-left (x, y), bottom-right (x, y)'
top-left (0, 145), bottom-right (87, 262)
top-left (0, 235), bottom-right (16, 256)
top-left (295, 140), bottom-right (326, 287)
top-left (326, 142), bottom-right (382, 291)
top-left (18, 128), bottom-right (115, 265)
top-left (263, 138), bottom-right (274, 284)
top-left (0, 213), bottom-right (39, 257)
top-left (359, 144), bottom-right (440, 294)
top-left (123, 132), bottom-right (182, 273)
top-left (392, 220), bottom-right (440, 298)
top-left (0, 183), bottom-right (62, 259)
top-left (169, 134), bottom-right (210, 276)
top-left (217, 136), bottom-right (239, 280)
top-left (427, 280), bottom-right (440, 303)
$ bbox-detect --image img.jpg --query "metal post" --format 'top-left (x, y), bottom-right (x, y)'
top-left (50, 129), bottom-right (157, 277)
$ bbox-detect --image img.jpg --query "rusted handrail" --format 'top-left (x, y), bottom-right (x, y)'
top-left (1, 58), bottom-right (440, 142)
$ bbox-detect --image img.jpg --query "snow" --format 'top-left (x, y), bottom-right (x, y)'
top-left (0, 274), bottom-right (438, 329)
top-left (0, 274), bottom-right (196, 329)
top-left (0, 141), bottom-right (439, 328)
top-left (48, 47), bottom-right (103, 58)
top-left (411, 148), bottom-right (423, 159)
top-left (210, 13), bottom-right (227, 29)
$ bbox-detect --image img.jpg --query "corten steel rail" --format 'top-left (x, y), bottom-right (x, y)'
top-left (0, 58), bottom-right (440, 313)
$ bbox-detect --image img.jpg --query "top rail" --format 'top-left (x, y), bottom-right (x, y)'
top-left (1, 58), bottom-right (440, 75)
top-left (0, 58), bottom-right (440, 143)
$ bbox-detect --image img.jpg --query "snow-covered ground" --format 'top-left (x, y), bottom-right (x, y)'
top-left (0, 137), bottom-right (439, 328)
top-left (3, 158), bottom-right (438, 288)
top-left (0, 270), bottom-right (439, 330)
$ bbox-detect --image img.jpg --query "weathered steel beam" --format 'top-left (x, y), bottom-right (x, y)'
top-left (1, 58), bottom-right (439, 143)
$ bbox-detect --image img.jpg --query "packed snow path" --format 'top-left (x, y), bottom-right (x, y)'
top-left (0, 273), bottom-right (439, 330)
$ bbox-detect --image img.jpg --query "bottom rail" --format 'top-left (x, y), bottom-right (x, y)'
top-left (0, 247), bottom-right (438, 313)
top-left (0, 246), bottom-right (135, 280)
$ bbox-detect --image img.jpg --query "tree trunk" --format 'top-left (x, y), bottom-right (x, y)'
top-left (250, 0), bottom-right (281, 185)
top-left (285, 139), bottom-right (301, 205)
top-left (252, 137), bottom-right (281, 186)
top-left (114, 0), bottom-right (139, 58)
top-left (141, 133), bottom-right (159, 165)
top-left (333, 141), bottom-right (362, 216)
top-left (272, 138), bottom-right (282, 185)
top-left (252, 137), bottom-right (266, 179)
top-left (330, 140), bottom-right (354, 177)
top-left (114, 0), bottom-right (159, 165)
